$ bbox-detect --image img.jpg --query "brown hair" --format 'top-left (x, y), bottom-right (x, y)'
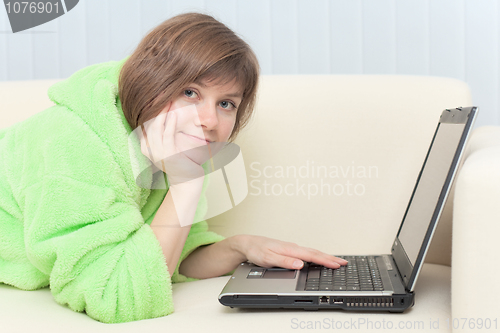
top-left (119, 12), bottom-right (260, 142)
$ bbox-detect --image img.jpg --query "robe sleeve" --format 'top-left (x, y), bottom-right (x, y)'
top-left (170, 220), bottom-right (226, 283)
top-left (19, 108), bottom-right (224, 323)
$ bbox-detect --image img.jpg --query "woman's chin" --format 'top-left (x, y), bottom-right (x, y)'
top-left (179, 138), bottom-right (224, 160)
top-left (181, 152), bottom-right (206, 166)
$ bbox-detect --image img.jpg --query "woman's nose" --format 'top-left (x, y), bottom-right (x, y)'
top-left (196, 102), bottom-right (218, 129)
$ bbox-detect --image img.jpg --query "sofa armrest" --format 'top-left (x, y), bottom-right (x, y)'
top-left (452, 126), bottom-right (500, 330)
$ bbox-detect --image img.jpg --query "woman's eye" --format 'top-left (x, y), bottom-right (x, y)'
top-left (184, 89), bottom-right (197, 98)
top-left (220, 101), bottom-right (237, 110)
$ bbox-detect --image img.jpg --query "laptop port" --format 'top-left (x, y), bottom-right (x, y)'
top-left (294, 299), bottom-right (313, 304)
top-left (319, 296), bottom-right (330, 304)
top-left (333, 298), bottom-right (344, 305)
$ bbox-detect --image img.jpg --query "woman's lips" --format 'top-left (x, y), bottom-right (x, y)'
top-left (182, 132), bottom-right (210, 144)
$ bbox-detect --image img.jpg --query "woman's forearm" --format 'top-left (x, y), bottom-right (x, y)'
top-left (178, 235), bottom-right (247, 279)
top-left (150, 180), bottom-right (203, 278)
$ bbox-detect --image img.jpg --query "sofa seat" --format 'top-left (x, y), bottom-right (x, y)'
top-left (2, 263), bottom-right (450, 332)
top-left (2, 75), bottom-right (490, 332)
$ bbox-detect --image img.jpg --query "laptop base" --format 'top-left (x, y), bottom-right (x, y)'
top-left (220, 293), bottom-right (414, 313)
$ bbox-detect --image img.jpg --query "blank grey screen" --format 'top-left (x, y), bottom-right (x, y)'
top-left (398, 123), bottom-right (465, 266)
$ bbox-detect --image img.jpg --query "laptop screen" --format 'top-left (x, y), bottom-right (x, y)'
top-left (392, 107), bottom-right (477, 291)
top-left (397, 122), bottom-right (465, 266)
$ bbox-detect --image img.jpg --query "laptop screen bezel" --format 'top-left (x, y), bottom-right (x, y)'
top-left (391, 107), bottom-right (477, 292)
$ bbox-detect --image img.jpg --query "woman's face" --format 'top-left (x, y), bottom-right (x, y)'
top-left (163, 79), bottom-right (243, 165)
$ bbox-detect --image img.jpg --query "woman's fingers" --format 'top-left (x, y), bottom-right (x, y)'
top-left (163, 110), bottom-right (177, 150)
top-left (149, 111), bottom-right (168, 162)
top-left (301, 250), bottom-right (348, 269)
top-left (266, 252), bottom-right (305, 270)
top-left (302, 247), bottom-right (348, 267)
top-left (136, 104), bottom-right (206, 183)
top-left (273, 243), bottom-right (348, 270)
top-left (140, 122), bottom-right (154, 161)
top-left (140, 135), bottom-right (149, 159)
top-left (242, 236), bottom-right (350, 271)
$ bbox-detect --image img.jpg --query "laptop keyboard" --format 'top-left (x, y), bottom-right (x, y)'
top-left (304, 256), bottom-right (384, 291)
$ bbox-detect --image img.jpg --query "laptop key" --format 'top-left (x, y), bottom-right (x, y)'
top-left (306, 286), bottom-right (319, 291)
top-left (307, 270), bottom-right (320, 279)
top-left (306, 283), bottom-right (319, 288)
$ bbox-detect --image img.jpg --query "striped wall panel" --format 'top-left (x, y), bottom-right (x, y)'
top-left (0, 0), bottom-right (498, 126)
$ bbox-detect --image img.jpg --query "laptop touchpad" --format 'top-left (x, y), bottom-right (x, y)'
top-left (262, 268), bottom-right (297, 279)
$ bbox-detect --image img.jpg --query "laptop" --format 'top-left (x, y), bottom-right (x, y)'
top-left (218, 106), bottom-right (478, 312)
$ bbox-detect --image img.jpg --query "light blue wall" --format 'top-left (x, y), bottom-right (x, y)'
top-left (0, 0), bottom-right (498, 127)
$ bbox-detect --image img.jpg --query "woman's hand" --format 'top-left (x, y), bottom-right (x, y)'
top-left (139, 103), bottom-right (205, 186)
top-left (234, 235), bottom-right (348, 270)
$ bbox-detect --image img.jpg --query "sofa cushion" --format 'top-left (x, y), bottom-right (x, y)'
top-left (452, 128), bottom-right (500, 322)
top-left (209, 75), bottom-right (472, 267)
top-left (1, 263), bottom-right (450, 332)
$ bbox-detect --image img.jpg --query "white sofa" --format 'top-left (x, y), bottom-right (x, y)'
top-left (1, 74), bottom-right (499, 333)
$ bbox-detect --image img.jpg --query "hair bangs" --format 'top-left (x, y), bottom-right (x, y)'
top-left (196, 54), bottom-right (252, 97)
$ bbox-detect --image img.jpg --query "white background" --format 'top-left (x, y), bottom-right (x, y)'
top-left (1, 0), bottom-right (498, 127)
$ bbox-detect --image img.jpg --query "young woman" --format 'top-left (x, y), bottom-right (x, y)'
top-left (0, 12), bottom-right (346, 323)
